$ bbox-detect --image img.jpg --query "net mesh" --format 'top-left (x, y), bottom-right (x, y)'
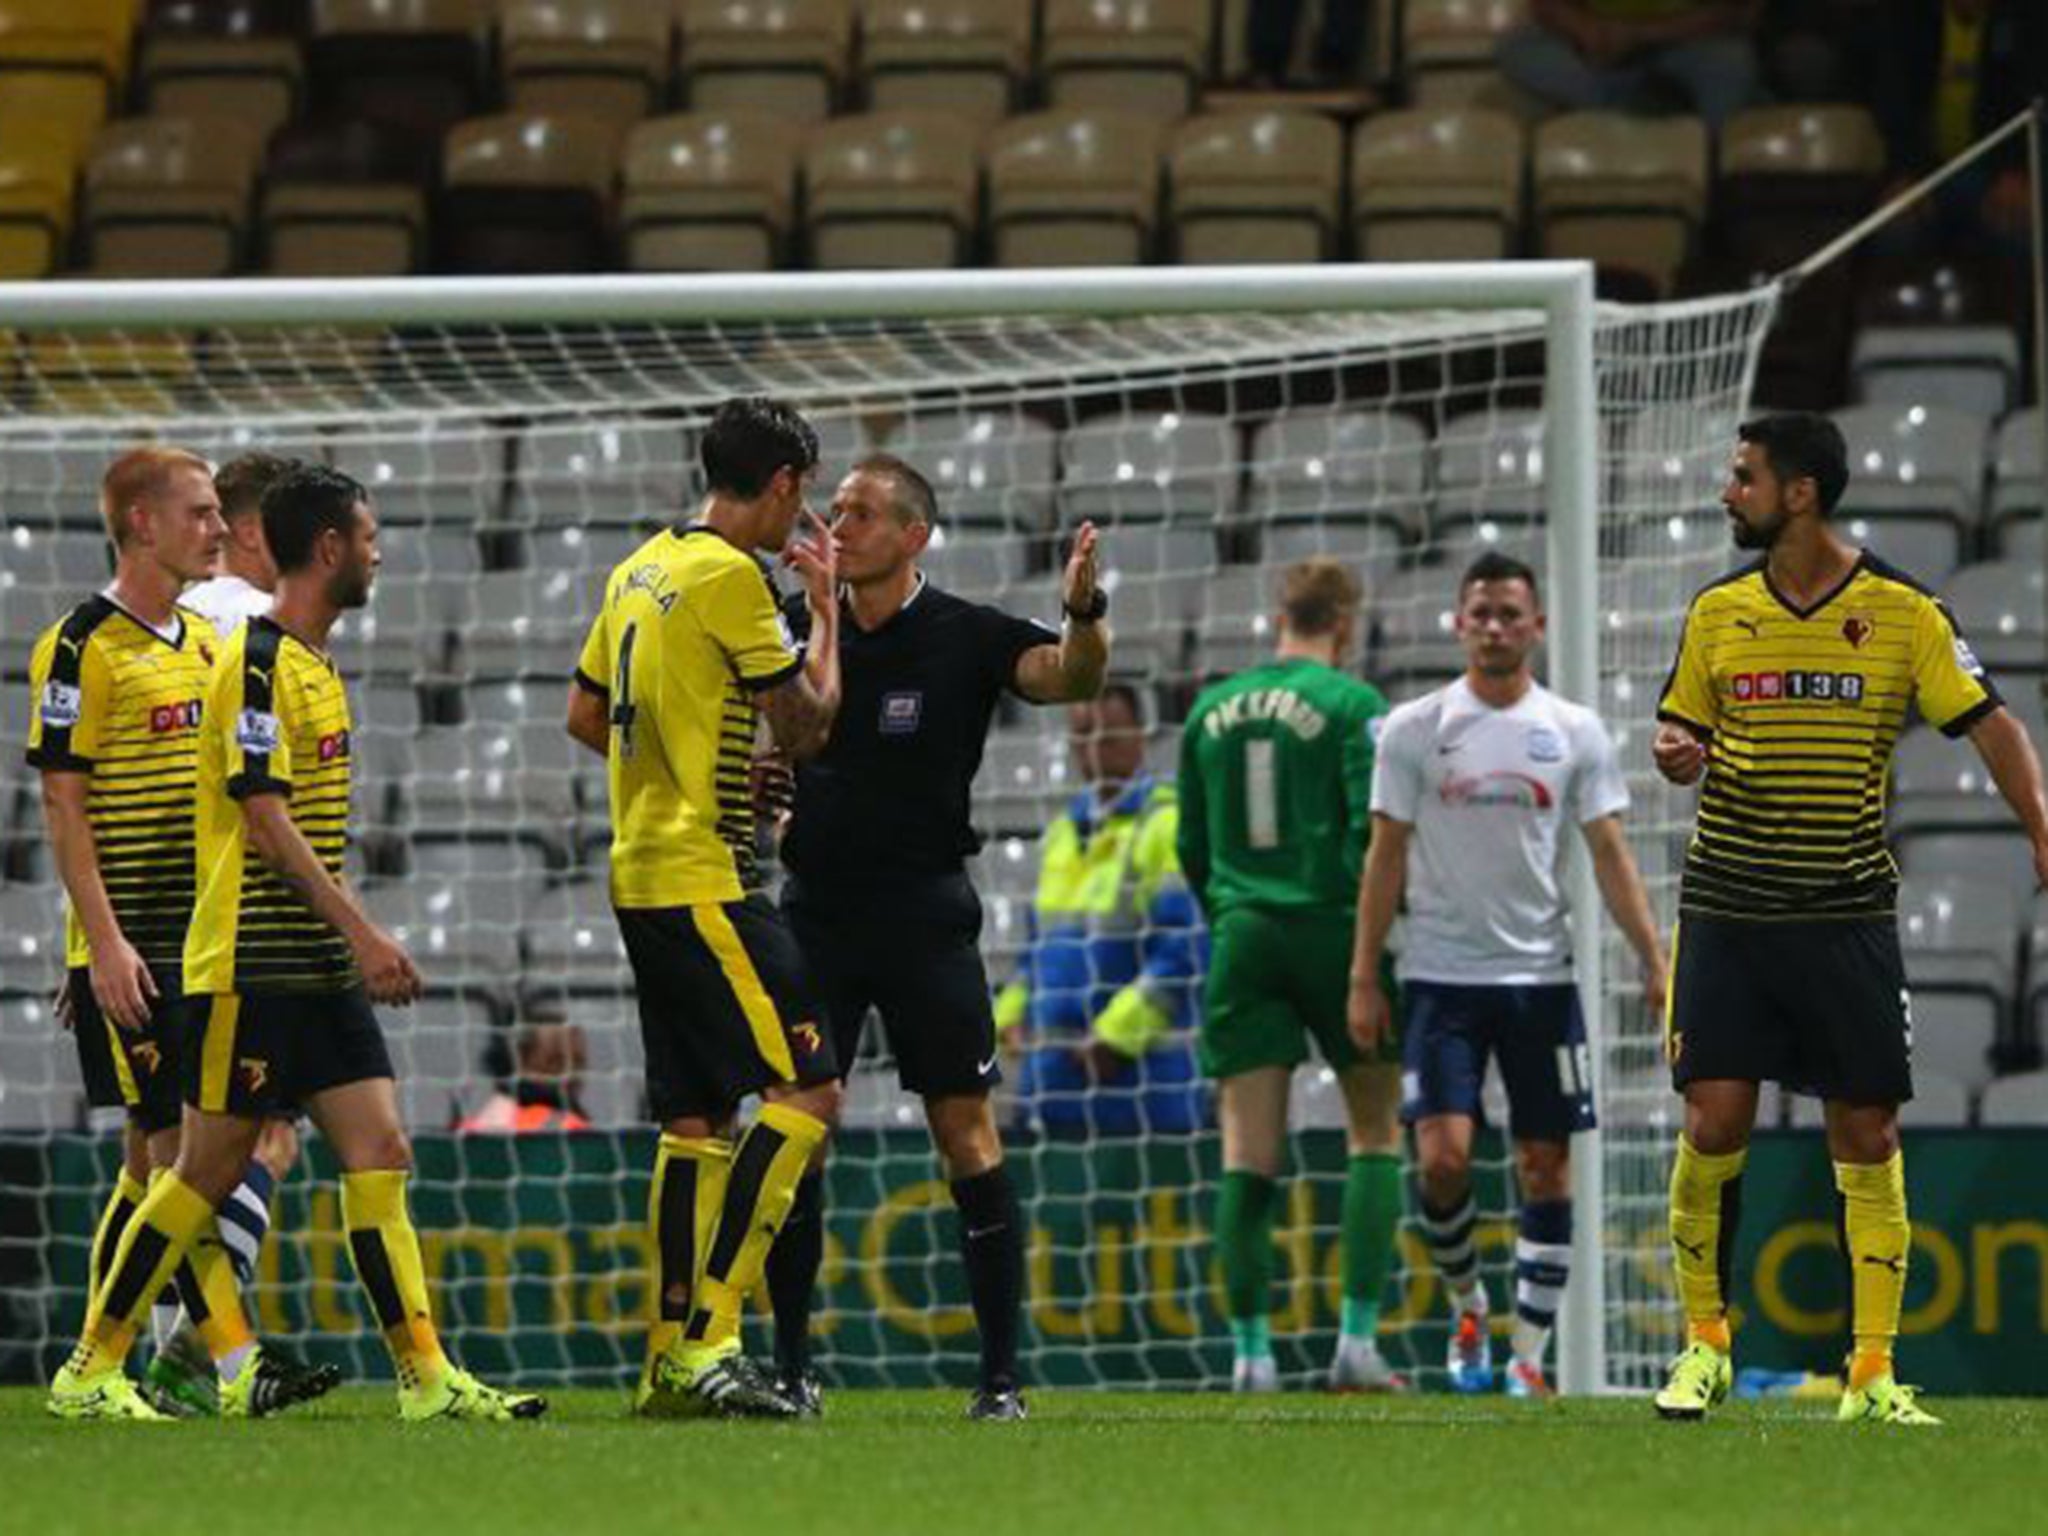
top-left (0, 284), bottom-right (1776, 1392)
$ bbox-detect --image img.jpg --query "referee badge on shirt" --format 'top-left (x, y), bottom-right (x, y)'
top-left (880, 690), bottom-right (924, 735)
top-left (1524, 725), bottom-right (1564, 763)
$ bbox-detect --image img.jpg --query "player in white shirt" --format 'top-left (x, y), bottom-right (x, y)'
top-left (180, 452), bottom-right (285, 637)
top-left (1348, 550), bottom-right (1666, 1398)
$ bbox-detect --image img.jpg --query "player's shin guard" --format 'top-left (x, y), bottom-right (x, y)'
top-left (1835, 1153), bottom-right (1908, 1389)
top-left (952, 1165), bottom-right (1024, 1393)
top-left (73, 1173), bottom-right (214, 1378)
top-left (87, 1169), bottom-right (147, 1317)
top-left (1216, 1170), bottom-right (1279, 1358)
top-left (1669, 1137), bottom-right (1746, 1352)
top-left (341, 1170), bottom-right (447, 1390)
top-left (767, 1171), bottom-right (824, 1376)
top-left (684, 1104), bottom-right (828, 1351)
top-left (1511, 1200), bottom-right (1572, 1367)
top-left (648, 1134), bottom-right (732, 1362)
top-left (1340, 1153), bottom-right (1402, 1340)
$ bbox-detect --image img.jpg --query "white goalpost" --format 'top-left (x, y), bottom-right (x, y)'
top-left (0, 264), bottom-right (1776, 1396)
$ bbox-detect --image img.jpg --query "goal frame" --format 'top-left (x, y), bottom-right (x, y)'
top-left (0, 261), bottom-right (1609, 1394)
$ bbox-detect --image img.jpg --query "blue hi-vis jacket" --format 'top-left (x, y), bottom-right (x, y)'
top-left (1003, 773), bottom-right (1208, 1135)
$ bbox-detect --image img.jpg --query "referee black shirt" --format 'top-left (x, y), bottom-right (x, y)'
top-left (782, 576), bottom-right (1054, 889)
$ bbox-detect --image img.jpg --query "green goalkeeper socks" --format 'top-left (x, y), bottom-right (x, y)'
top-left (1341, 1152), bottom-right (1404, 1340)
top-left (1215, 1169), bottom-right (1278, 1353)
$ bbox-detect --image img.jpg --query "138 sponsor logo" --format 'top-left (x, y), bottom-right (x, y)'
top-left (1730, 670), bottom-right (1865, 704)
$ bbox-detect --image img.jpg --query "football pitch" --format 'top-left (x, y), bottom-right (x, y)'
top-left (5, 1389), bottom-right (2046, 1536)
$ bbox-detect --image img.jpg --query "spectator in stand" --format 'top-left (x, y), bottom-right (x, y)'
top-left (1496, 1), bottom-right (1764, 129)
top-left (458, 1006), bottom-right (593, 1134)
top-left (1243, 1), bottom-right (1370, 89)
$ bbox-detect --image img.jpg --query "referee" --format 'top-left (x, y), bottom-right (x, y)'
top-left (766, 453), bottom-right (1109, 1421)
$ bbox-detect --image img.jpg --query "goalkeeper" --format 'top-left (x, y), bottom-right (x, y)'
top-left (993, 681), bottom-right (1205, 1138)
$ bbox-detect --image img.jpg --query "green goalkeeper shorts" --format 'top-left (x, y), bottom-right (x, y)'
top-left (1198, 905), bottom-right (1399, 1081)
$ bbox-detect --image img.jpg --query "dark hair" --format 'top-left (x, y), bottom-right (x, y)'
top-left (214, 451), bottom-right (296, 523)
top-left (1738, 412), bottom-right (1849, 516)
top-left (262, 463), bottom-right (368, 573)
top-left (1279, 557), bottom-right (1363, 637)
top-left (700, 397), bottom-right (820, 499)
top-left (1097, 679), bottom-right (1147, 725)
top-left (1459, 550), bottom-right (1541, 604)
top-left (851, 451), bottom-right (938, 526)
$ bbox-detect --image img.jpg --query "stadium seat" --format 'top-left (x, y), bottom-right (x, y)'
top-left (453, 568), bottom-right (603, 677)
top-left (877, 409), bottom-right (1059, 532)
top-left (1350, 108), bottom-right (1523, 263)
top-left (1990, 409), bottom-right (2042, 560)
top-left (975, 730), bottom-right (1066, 835)
top-left (1977, 1069), bottom-right (2048, 1127)
top-left (0, 437), bottom-right (124, 527)
top-left (509, 417), bottom-right (692, 529)
top-left (1852, 328), bottom-right (2021, 424)
top-left (1898, 828), bottom-right (2041, 913)
top-left (499, 0), bottom-right (671, 126)
top-left (1890, 727), bottom-right (2013, 840)
top-left (1714, 105), bottom-right (1883, 275)
top-left (1244, 408), bottom-right (1429, 570)
top-left (620, 111), bottom-right (801, 272)
top-left (1041, 0), bottom-right (1209, 122)
top-left (331, 422), bottom-right (506, 527)
top-left (0, 992), bottom-right (82, 1131)
top-left (438, 113), bottom-right (618, 275)
top-left (840, 1064), bottom-right (926, 1130)
top-left (1899, 1070), bottom-right (1972, 1129)
top-left (0, 883), bottom-right (63, 995)
top-left (1434, 406), bottom-right (1546, 537)
top-left (567, 999), bottom-right (640, 1125)
top-left (1832, 403), bottom-right (1989, 586)
top-left (859, 0), bottom-right (1027, 129)
top-left (0, 0), bottom-right (131, 164)
top-left (802, 110), bottom-right (979, 271)
top-left (1897, 873), bottom-right (2019, 1006)
top-left (985, 110), bottom-right (1164, 267)
top-left (400, 723), bottom-right (578, 840)
top-left (0, 120), bottom-right (77, 279)
top-left (20, 329), bottom-right (198, 417)
top-left (386, 992), bottom-right (496, 1128)
top-left (1289, 1066), bottom-right (1347, 1131)
top-left (260, 118), bottom-right (432, 276)
top-left (365, 877), bottom-right (523, 992)
top-left (375, 523), bottom-right (484, 584)
top-left (918, 523), bottom-right (1027, 598)
top-left (1401, 0), bottom-right (1527, 109)
top-left (0, 526), bottom-right (112, 598)
top-left (1363, 565), bottom-right (1466, 682)
top-left (522, 880), bottom-right (631, 992)
top-left (138, 1), bottom-right (305, 145)
top-left (81, 116), bottom-right (265, 277)
top-left (1167, 112), bottom-right (1342, 266)
top-left (1941, 559), bottom-right (2044, 675)
top-left (308, 0), bottom-right (487, 145)
top-left (676, 0), bottom-right (851, 125)
top-left (1057, 411), bottom-right (1236, 544)
top-left (1534, 112), bottom-right (1707, 300)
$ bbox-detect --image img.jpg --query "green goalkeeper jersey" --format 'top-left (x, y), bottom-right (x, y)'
top-left (1176, 657), bottom-right (1389, 917)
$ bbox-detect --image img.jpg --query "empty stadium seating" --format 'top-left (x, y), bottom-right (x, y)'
top-left (498, 0), bottom-right (670, 126)
top-left (677, 0), bottom-right (850, 125)
top-left (1167, 111), bottom-right (1342, 265)
top-left (620, 112), bottom-right (801, 272)
top-left (803, 110), bottom-right (979, 270)
top-left (860, 0), bottom-right (1027, 128)
top-left (1041, 0), bottom-right (1208, 122)
top-left (81, 115), bottom-right (265, 277)
top-left (138, 0), bottom-right (305, 144)
top-left (1534, 111), bottom-right (1708, 299)
top-left (985, 110), bottom-right (1162, 267)
top-left (1350, 108), bottom-right (1523, 263)
top-left (439, 113), bottom-right (619, 274)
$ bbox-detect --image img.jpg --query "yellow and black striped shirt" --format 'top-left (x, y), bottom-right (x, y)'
top-left (24, 595), bottom-right (220, 979)
top-left (185, 615), bottom-right (359, 993)
top-left (1658, 553), bottom-right (1999, 920)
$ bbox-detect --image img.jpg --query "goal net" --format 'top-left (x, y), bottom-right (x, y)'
top-left (0, 268), bottom-right (1775, 1395)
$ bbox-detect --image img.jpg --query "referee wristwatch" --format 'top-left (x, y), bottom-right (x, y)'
top-left (1064, 588), bottom-right (1109, 624)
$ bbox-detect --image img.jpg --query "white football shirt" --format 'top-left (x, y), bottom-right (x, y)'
top-left (1371, 677), bottom-right (1628, 985)
top-left (180, 574), bottom-right (272, 637)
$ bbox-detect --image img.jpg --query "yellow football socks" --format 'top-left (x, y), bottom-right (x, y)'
top-left (74, 1172), bottom-right (213, 1377)
top-left (341, 1170), bottom-right (447, 1390)
top-left (1836, 1152), bottom-right (1909, 1390)
top-left (683, 1104), bottom-right (829, 1355)
top-left (1669, 1136), bottom-right (1746, 1352)
top-left (646, 1134), bottom-right (733, 1363)
top-left (87, 1168), bottom-right (148, 1306)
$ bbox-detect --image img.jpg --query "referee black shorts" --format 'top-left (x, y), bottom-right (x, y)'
top-left (69, 966), bottom-right (184, 1135)
top-left (783, 871), bottom-right (1000, 1100)
top-left (617, 895), bottom-right (839, 1123)
top-left (1666, 914), bottom-right (1914, 1106)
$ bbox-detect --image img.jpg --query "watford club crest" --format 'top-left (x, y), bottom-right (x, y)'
top-left (131, 1040), bottom-right (162, 1076)
top-left (793, 1024), bottom-right (823, 1057)
top-left (240, 1057), bottom-right (270, 1094)
top-left (1842, 615), bottom-right (1875, 649)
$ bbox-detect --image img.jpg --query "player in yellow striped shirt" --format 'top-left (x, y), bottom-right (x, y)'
top-left (1650, 413), bottom-right (2048, 1426)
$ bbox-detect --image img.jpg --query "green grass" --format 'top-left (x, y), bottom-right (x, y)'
top-left (4, 1387), bottom-right (2044, 1536)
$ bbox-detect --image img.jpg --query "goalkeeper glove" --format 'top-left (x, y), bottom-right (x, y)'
top-left (1092, 984), bottom-right (1171, 1059)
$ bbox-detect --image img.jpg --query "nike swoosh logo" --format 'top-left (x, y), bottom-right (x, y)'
top-left (977, 1055), bottom-right (999, 1076)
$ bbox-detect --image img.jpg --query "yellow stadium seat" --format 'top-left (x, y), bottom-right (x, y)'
top-left (859, 0), bottom-right (1027, 129)
top-left (1041, 0), bottom-right (1209, 122)
top-left (23, 327), bottom-right (196, 416)
top-left (1402, 0), bottom-right (1527, 109)
top-left (621, 111), bottom-right (802, 271)
top-left (985, 109), bottom-right (1163, 268)
top-left (1351, 106), bottom-right (1524, 262)
top-left (803, 110), bottom-right (978, 270)
top-left (1168, 111), bottom-right (1341, 265)
top-left (0, 120), bottom-right (76, 278)
top-left (500, 0), bottom-right (672, 127)
top-left (138, 23), bottom-right (303, 146)
top-left (82, 114), bottom-right (265, 277)
top-left (676, 0), bottom-right (851, 126)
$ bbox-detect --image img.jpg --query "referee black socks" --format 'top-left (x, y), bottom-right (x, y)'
top-left (952, 1165), bottom-right (1024, 1394)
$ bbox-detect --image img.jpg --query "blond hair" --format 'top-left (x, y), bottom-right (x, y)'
top-left (1278, 557), bottom-right (1363, 637)
top-left (99, 446), bottom-right (212, 548)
